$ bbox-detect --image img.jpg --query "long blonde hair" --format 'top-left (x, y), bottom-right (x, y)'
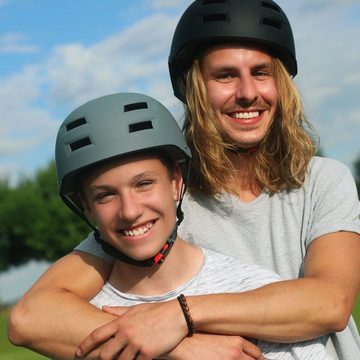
top-left (183, 58), bottom-right (318, 196)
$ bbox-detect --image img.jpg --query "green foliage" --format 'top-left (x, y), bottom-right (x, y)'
top-left (0, 161), bottom-right (89, 271)
top-left (315, 147), bottom-right (325, 157)
top-left (0, 307), bottom-right (47, 359)
top-left (354, 156), bottom-right (360, 199)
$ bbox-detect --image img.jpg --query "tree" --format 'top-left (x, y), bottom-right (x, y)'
top-left (0, 161), bottom-right (89, 271)
top-left (354, 155), bottom-right (360, 200)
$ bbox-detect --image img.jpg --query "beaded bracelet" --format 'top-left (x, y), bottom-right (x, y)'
top-left (177, 293), bottom-right (195, 336)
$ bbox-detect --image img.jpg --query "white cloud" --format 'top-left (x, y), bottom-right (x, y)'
top-left (0, 33), bottom-right (38, 54)
top-left (147, 0), bottom-right (191, 11)
top-left (45, 13), bottom-right (178, 110)
top-left (0, 65), bottom-right (57, 173)
top-left (265, 1), bottom-right (360, 170)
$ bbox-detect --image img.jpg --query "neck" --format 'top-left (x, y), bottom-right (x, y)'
top-left (108, 237), bottom-right (204, 296)
top-left (227, 151), bottom-right (262, 202)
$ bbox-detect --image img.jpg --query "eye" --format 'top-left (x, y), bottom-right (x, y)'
top-left (137, 179), bottom-right (155, 190)
top-left (214, 71), bottom-right (236, 82)
top-left (253, 71), bottom-right (270, 78)
top-left (95, 192), bottom-right (115, 203)
top-left (252, 65), bottom-right (273, 79)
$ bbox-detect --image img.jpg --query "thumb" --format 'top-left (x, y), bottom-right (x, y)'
top-left (102, 305), bottom-right (128, 316)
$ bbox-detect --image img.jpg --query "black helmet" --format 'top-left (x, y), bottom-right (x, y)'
top-left (169, 0), bottom-right (297, 102)
top-left (55, 92), bottom-right (191, 267)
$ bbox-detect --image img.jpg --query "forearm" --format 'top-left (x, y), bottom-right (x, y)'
top-left (187, 277), bottom-right (352, 342)
top-left (186, 233), bottom-right (360, 342)
top-left (9, 288), bottom-right (116, 359)
top-left (8, 251), bottom-right (113, 359)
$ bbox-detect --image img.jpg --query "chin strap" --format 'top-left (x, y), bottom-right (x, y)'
top-left (94, 186), bottom-right (186, 268)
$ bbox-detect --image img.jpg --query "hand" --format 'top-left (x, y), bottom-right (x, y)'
top-left (167, 333), bottom-right (264, 360)
top-left (76, 300), bottom-right (188, 359)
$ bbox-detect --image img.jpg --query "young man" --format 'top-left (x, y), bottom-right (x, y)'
top-left (9, 1), bottom-right (360, 359)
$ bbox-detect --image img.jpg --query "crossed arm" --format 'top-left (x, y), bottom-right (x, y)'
top-left (8, 231), bottom-right (360, 359)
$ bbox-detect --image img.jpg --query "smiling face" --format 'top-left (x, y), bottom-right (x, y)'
top-left (200, 44), bottom-right (279, 148)
top-left (81, 154), bottom-right (182, 261)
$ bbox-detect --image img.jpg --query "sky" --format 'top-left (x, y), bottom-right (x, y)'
top-left (0, 0), bottom-right (359, 185)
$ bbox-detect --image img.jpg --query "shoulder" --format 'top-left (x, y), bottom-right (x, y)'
top-left (306, 156), bottom-right (354, 186)
top-left (308, 156), bottom-right (352, 177)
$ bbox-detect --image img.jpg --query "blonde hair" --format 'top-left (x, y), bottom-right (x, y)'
top-left (183, 58), bottom-right (318, 196)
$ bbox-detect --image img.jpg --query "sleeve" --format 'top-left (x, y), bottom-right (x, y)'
top-left (257, 337), bottom-right (331, 359)
top-left (307, 158), bottom-right (360, 246)
top-left (74, 232), bottom-right (115, 264)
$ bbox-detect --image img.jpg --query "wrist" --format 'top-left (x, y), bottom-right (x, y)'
top-left (177, 294), bottom-right (195, 336)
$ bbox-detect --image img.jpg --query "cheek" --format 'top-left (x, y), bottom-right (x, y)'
top-left (261, 83), bottom-right (278, 107)
top-left (90, 206), bottom-right (114, 227)
top-left (206, 84), bottom-right (226, 111)
top-left (206, 81), bottom-right (238, 111)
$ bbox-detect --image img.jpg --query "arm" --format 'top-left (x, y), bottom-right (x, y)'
top-left (76, 231), bottom-right (360, 359)
top-left (167, 333), bottom-right (264, 360)
top-left (188, 231), bottom-right (360, 341)
top-left (8, 250), bottom-right (114, 359)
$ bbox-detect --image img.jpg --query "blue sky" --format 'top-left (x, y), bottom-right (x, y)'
top-left (0, 0), bottom-right (360, 186)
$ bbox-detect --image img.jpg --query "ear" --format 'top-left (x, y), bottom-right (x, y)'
top-left (172, 165), bottom-right (184, 201)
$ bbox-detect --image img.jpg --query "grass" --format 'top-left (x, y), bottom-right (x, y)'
top-left (353, 294), bottom-right (360, 331)
top-left (1, 297), bottom-right (360, 359)
top-left (0, 307), bottom-right (47, 360)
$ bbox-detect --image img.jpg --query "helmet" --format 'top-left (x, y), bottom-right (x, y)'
top-left (169, 0), bottom-right (297, 102)
top-left (55, 92), bottom-right (191, 211)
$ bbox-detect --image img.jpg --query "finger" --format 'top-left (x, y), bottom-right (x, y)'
top-left (118, 343), bottom-right (148, 360)
top-left (241, 354), bottom-right (264, 360)
top-left (98, 337), bottom-right (126, 360)
top-left (76, 322), bottom-right (120, 356)
top-left (102, 305), bottom-right (128, 316)
top-left (243, 343), bottom-right (265, 360)
top-left (242, 340), bottom-right (264, 360)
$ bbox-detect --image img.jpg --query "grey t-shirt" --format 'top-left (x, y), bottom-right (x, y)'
top-left (77, 157), bottom-right (360, 359)
top-left (91, 248), bottom-right (332, 359)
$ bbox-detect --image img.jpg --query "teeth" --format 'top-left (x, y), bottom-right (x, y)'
top-left (233, 111), bottom-right (259, 119)
top-left (123, 222), bottom-right (153, 237)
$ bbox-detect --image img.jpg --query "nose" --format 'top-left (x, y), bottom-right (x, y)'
top-left (118, 192), bottom-right (142, 223)
top-left (235, 74), bottom-right (258, 105)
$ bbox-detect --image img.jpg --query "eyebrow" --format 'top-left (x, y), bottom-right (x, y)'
top-left (206, 61), bottom-right (274, 76)
top-left (89, 171), bottom-right (160, 192)
top-left (132, 171), bottom-right (159, 182)
top-left (252, 62), bottom-right (273, 71)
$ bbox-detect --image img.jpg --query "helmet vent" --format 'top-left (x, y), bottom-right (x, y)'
top-left (129, 120), bottom-right (153, 133)
top-left (124, 102), bottom-right (148, 112)
top-left (66, 117), bottom-right (87, 131)
top-left (261, 1), bottom-right (281, 13)
top-left (69, 137), bottom-right (92, 152)
top-left (202, 0), bottom-right (227, 5)
top-left (262, 17), bottom-right (282, 30)
top-left (203, 12), bottom-right (229, 23)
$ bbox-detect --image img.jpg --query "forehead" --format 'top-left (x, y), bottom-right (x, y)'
top-left (84, 154), bottom-right (168, 184)
top-left (200, 42), bottom-right (273, 64)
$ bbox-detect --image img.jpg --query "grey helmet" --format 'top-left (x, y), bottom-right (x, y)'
top-left (169, 0), bottom-right (297, 102)
top-left (55, 92), bottom-right (191, 266)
